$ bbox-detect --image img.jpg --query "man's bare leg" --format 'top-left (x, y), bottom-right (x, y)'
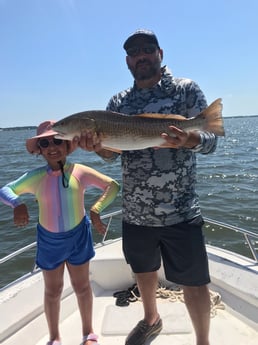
top-left (183, 284), bottom-right (211, 345)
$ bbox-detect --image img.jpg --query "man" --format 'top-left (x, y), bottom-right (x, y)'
top-left (79, 29), bottom-right (217, 345)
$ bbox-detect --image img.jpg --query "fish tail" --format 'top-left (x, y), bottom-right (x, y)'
top-left (200, 98), bottom-right (225, 136)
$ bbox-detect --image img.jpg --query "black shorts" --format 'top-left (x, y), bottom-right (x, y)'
top-left (122, 216), bottom-right (210, 286)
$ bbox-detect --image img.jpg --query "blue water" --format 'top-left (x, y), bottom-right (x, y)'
top-left (0, 116), bottom-right (257, 287)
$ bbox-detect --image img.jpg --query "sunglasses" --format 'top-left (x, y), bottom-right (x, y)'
top-left (38, 138), bottom-right (64, 148)
top-left (126, 43), bottom-right (158, 57)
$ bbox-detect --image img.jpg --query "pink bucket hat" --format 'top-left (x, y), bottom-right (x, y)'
top-left (26, 120), bottom-right (77, 154)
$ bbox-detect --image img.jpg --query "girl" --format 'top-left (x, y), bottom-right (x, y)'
top-left (0, 120), bottom-right (120, 345)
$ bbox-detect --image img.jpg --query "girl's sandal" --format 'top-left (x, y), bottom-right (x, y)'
top-left (81, 333), bottom-right (100, 345)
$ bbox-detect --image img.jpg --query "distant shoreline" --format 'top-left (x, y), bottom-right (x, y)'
top-left (1, 114), bottom-right (258, 131)
top-left (0, 126), bottom-right (37, 131)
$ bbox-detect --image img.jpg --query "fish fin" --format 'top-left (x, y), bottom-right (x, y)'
top-left (198, 98), bottom-right (225, 136)
top-left (135, 113), bottom-right (187, 120)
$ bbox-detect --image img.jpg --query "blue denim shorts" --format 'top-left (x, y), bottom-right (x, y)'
top-left (36, 216), bottom-right (95, 270)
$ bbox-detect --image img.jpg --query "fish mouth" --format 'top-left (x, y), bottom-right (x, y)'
top-left (51, 124), bottom-right (65, 134)
top-left (54, 132), bottom-right (66, 138)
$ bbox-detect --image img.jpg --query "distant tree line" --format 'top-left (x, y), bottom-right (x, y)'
top-left (0, 126), bottom-right (37, 131)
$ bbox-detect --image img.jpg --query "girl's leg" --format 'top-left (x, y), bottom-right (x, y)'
top-left (42, 263), bottom-right (65, 342)
top-left (66, 261), bottom-right (96, 343)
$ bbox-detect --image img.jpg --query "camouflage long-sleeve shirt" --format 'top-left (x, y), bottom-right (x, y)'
top-left (106, 66), bottom-right (217, 226)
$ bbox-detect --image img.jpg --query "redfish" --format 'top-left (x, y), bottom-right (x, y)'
top-left (52, 98), bottom-right (224, 151)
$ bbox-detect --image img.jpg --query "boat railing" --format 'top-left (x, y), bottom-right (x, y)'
top-left (204, 217), bottom-right (258, 262)
top-left (0, 211), bottom-right (258, 288)
top-left (0, 210), bottom-right (122, 266)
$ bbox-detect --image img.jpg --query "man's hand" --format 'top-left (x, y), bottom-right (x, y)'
top-left (13, 204), bottom-right (29, 227)
top-left (73, 130), bottom-right (103, 152)
top-left (73, 130), bottom-right (118, 161)
top-left (160, 126), bottom-right (201, 149)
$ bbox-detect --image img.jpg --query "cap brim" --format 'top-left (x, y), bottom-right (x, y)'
top-left (123, 33), bottom-right (159, 50)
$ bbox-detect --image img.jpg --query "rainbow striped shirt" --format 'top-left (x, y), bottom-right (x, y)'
top-left (0, 162), bottom-right (119, 232)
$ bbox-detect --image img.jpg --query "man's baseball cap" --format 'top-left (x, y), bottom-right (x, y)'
top-left (123, 29), bottom-right (160, 50)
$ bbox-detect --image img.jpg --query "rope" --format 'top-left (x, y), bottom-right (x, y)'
top-left (155, 283), bottom-right (225, 317)
top-left (113, 282), bottom-right (225, 317)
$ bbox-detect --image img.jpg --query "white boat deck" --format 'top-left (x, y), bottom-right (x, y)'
top-left (38, 290), bottom-right (258, 345)
top-left (1, 239), bottom-right (258, 345)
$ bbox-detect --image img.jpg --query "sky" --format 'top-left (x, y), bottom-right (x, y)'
top-left (0, 0), bottom-right (257, 128)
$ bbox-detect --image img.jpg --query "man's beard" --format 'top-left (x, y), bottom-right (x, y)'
top-left (129, 58), bottom-right (161, 81)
